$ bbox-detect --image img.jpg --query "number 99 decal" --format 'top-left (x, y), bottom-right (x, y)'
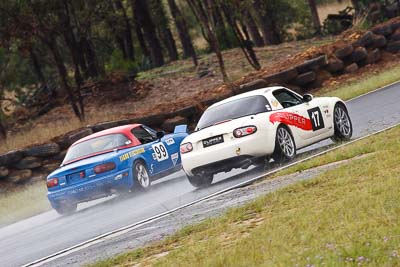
top-left (152, 143), bottom-right (169, 161)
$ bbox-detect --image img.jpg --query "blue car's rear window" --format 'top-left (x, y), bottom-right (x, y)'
top-left (63, 134), bottom-right (131, 163)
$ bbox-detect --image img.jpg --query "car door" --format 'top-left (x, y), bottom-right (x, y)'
top-left (134, 125), bottom-right (181, 175)
top-left (271, 89), bottom-right (329, 140)
top-left (159, 133), bottom-right (181, 170)
top-left (130, 126), bottom-right (167, 176)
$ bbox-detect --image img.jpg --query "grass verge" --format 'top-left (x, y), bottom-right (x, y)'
top-left (0, 181), bottom-right (50, 226)
top-left (318, 64), bottom-right (400, 100)
top-left (91, 126), bottom-right (400, 267)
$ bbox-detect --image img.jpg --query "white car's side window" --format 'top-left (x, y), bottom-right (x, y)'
top-left (273, 89), bottom-right (303, 109)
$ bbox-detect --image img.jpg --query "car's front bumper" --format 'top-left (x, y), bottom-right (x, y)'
top-left (47, 168), bottom-right (132, 206)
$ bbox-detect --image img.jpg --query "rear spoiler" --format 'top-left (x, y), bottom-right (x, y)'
top-left (174, 124), bottom-right (189, 134)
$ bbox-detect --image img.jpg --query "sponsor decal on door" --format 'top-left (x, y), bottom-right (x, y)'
top-left (269, 112), bottom-right (313, 130)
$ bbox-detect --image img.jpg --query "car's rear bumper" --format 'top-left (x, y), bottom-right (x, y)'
top-left (182, 131), bottom-right (275, 176)
top-left (47, 168), bottom-right (132, 206)
top-left (190, 155), bottom-right (265, 176)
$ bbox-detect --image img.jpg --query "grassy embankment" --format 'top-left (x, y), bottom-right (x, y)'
top-left (0, 181), bottom-right (49, 226)
top-left (318, 64), bottom-right (400, 100)
top-left (92, 123), bottom-right (400, 267)
top-left (1, 58), bottom-right (400, 227)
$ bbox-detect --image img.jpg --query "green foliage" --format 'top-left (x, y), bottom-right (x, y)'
top-left (216, 26), bottom-right (239, 50)
top-left (106, 50), bottom-right (137, 73)
top-left (0, 46), bottom-right (37, 92)
top-left (105, 50), bottom-right (154, 75)
top-left (256, 0), bottom-right (314, 41)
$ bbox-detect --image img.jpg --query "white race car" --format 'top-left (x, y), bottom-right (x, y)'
top-left (180, 86), bottom-right (352, 188)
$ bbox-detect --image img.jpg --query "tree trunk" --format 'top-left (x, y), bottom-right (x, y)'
top-left (308, 0), bottom-right (321, 34)
top-left (81, 36), bottom-right (102, 78)
top-left (67, 1), bottom-right (89, 78)
top-left (252, 0), bottom-right (281, 45)
top-left (60, 0), bottom-right (84, 87)
top-left (115, 0), bottom-right (135, 60)
top-left (46, 35), bottom-right (84, 121)
top-left (220, 1), bottom-right (261, 70)
top-left (244, 12), bottom-right (264, 47)
top-left (27, 0), bottom-right (84, 121)
top-left (167, 0), bottom-right (197, 65)
top-left (151, 0), bottom-right (178, 61)
top-left (106, 1), bottom-right (129, 59)
top-left (29, 47), bottom-right (47, 87)
top-left (132, 0), bottom-right (164, 67)
top-left (162, 28), bottom-right (179, 61)
top-left (135, 22), bottom-right (151, 60)
top-left (186, 0), bottom-right (228, 81)
top-left (0, 119), bottom-right (6, 139)
top-left (212, 3), bottom-right (231, 49)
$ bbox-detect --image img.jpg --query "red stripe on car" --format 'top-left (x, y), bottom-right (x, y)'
top-left (269, 112), bottom-right (312, 131)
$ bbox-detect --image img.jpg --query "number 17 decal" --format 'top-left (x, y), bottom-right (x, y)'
top-left (307, 107), bottom-right (325, 131)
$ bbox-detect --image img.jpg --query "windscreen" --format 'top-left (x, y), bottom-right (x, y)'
top-left (63, 134), bottom-right (131, 163)
top-left (196, 95), bottom-right (270, 130)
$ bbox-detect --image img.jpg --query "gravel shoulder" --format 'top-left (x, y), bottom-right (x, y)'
top-left (44, 158), bottom-right (358, 267)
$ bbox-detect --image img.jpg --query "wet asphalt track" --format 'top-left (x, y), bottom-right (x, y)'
top-left (1, 82), bottom-right (400, 267)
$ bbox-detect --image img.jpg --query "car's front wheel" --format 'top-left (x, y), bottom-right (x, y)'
top-left (272, 125), bottom-right (296, 163)
top-left (332, 103), bottom-right (353, 142)
top-left (54, 202), bottom-right (77, 215)
top-left (133, 161), bottom-right (151, 191)
top-left (187, 174), bottom-right (213, 188)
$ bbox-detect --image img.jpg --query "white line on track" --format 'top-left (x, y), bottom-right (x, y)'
top-left (23, 80), bottom-right (400, 267)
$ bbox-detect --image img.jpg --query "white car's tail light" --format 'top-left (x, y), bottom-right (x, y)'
top-left (180, 142), bottom-right (193, 154)
top-left (233, 126), bottom-right (257, 138)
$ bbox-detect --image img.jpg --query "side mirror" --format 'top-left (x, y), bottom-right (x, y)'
top-left (156, 131), bottom-right (164, 139)
top-left (303, 94), bottom-right (313, 102)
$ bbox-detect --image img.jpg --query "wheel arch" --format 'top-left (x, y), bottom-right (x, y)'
top-left (274, 123), bottom-right (296, 150)
top-left (130, 157), bottom-right (153, 189)
top-left (332, 100), bottom-right (349, 125)
top-left (130, 156), bottom-right (151, 184)
top-left (335, 100), bottom-right (348, 110)
top-left (130, 155), bottom-right (148, 169)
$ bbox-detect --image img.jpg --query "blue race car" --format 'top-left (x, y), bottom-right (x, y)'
top-left (47, 124), bottom-right (189, 215)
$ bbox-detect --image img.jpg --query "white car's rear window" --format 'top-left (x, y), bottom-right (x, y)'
top-left (197, 95), bottom-right (270, 130)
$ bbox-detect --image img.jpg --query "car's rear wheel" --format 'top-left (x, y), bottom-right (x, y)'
top-left (133, 161), bottom-right (151, 191)
top-left (187, 174), bottom-right (213, 188)
top-left (54, 202), bottom-right (77, 215)
top-left (272, 125), bottom-right (296, 163)
top-left (332, 103), bottom-right (352, 142)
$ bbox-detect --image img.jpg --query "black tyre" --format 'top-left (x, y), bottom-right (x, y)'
top-left (331, 103), bottom-right (352, 142)
top-left (55, 202), bottom-right (77, 215)
top-left (272, 125), bottom-right (296, 163)
top-left (133, 161), bottom-right (151, 191)
top-left (187, 174), bottom-right (213, 188)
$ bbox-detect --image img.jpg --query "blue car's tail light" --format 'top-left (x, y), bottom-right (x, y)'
top-left (47, 178), bottom-right (59, 188)
top-left (94, 162), bottom-right (116, 174)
